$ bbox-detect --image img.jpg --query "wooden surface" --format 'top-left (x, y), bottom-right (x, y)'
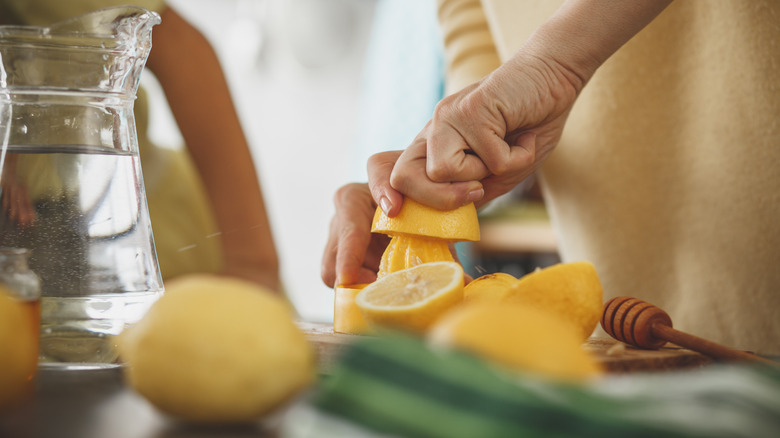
top-left (299, 322), bottom-right (714, 374)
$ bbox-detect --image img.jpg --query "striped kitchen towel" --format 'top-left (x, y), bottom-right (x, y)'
top-left (308, 334), bottom-right (780, 438)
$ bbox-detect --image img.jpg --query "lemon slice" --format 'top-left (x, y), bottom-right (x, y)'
top-left (355, 261), bottom-right (464, 333)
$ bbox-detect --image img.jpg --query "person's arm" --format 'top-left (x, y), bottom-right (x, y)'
top-left (382, 0), bottom-right (673, 212)
top-left (145, 7), bottom-right (280, 292)
top-left (322, 0), bottom-right (672, 286)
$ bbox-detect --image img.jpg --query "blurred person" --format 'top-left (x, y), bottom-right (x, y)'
top-left (322, 0), bottom-right (780, 354)
top-left (0, 0), bottom-right (281, 293)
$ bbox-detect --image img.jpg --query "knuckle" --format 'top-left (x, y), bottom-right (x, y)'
top-left (427, 161), bottom-right (458, 182)
top-left (490, 159), bottom-right (509, 175)
top-left (366, 152), bottom-right (383, 168)
top-left (333, 183), bottom-right (362, 207)
top-left (388, 168), bottom-right (409, 192)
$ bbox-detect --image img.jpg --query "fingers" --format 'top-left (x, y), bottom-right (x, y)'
top-left (320, 221), bottom-right (341, 288)
top-left (389, 140), bottom-right (485, 211)
top-left (427, 92), bottom-right (497, 181)
top-left (426, 87), bottom-right (509, 181)
top-left (367, 151), bottom-right (404, 217)
top-left (395, 124), bottom-right (538, 211)
top-left (427, 89), bottom-right (537, 179)
top-left (427, 124), bottom-right (534, 183)
top-left (321, 183), bottom-right (386, 288)
top-left (331, 221), bottom-right (371, 287)
top-left (425, 119), bottom-right (491, 182)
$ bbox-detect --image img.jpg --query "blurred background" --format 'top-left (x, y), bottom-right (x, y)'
top-left (148, 0), bottom-right (557, 322)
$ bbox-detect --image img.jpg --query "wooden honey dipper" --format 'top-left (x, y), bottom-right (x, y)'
top-left (602, 296), bottom-right (776, 365)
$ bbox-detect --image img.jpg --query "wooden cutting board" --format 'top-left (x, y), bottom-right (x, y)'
top-left (298, 322), bottom-right (713, 374)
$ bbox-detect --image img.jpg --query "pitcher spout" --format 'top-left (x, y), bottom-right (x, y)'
top-left (0, 6), bottom-right (161, 95)
top-left (49, 5), bottom-right (161, 51)
top-left (48, 6), bottom-right (162, 92)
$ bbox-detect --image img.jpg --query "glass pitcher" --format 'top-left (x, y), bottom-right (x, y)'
top-left (0, 6), bottom-right (163, 368)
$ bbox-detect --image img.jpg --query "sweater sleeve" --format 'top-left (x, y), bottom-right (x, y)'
top-left (436, 0), bottom-right (501, 95)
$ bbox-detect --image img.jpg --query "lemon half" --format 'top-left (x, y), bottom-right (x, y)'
top-left (355, 261), bottom-right (464, 333)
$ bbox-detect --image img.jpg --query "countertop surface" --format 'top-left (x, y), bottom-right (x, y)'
top-left (0, 366), bottom-right (287, 438)
top-left (0, 323), bottom-right (718, 438)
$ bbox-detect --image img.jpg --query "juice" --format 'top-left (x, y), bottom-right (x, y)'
top-left (21, 298), bottom-right (40, 381)
top-left (0, 291), bottom-right (39, 409)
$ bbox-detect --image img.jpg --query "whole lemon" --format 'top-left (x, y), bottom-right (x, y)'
top-left (117, 275), bottom-right (314, 422)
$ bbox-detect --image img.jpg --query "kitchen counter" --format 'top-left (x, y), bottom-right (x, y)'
top-left (0, 366), bottom-right (284, 438)
top-left (0, 323), bottom-right (716, 438)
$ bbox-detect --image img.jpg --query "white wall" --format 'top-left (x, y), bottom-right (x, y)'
top-left (155, 0), bottom-right (378, 322)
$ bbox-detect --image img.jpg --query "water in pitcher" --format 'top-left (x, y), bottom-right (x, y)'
top-left (0, 144), bottom-right (162, 366)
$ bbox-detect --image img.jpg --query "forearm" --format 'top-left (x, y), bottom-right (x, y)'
top-left (519, 0), bottom-right (673, 90)
top-left (147, 8), bottom-right (280, 290)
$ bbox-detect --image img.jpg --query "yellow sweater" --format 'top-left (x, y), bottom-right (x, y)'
top-left (439, 0), bottom-right (780, 354)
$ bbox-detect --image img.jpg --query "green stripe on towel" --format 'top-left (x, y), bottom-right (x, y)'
top-left (312, 334), bottom-right (780, 438)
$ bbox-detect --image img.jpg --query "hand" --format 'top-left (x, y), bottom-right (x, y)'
top-left (322, 150), bottom-right (410, 288)
top-left (321, 182), bottom-right (390, 288)
top-left (321, 152), bottom-right (475, 288)
top-left (388, 52), bottom-right (578, 210)
top-left (386, 0), bottom-right (672, 210)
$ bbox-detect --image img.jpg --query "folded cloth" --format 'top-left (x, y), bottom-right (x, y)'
top-left (309, 334), bottom-right (780, 438)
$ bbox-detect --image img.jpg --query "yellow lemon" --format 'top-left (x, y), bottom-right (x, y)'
top-left (504, 262), bottom-right (603, 341)
top-left (371, 199), bottom-right (480, 242)
top-left (371, 199), bottom-right (479, 278)
top-left (463, 272), bottom-right (517, 304)
top-left (376, 234), bottom-right (455, 277)
top-left (117, 274), bottom-right (314, 422)
top-left (333, 284), bottom-right (370, 334)
top-left (428, 302), bottom-right (602, 382)
top-left (355, 261), bottom-right (464, 333)
top-left (0, 286), bottom-right (38, 410)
